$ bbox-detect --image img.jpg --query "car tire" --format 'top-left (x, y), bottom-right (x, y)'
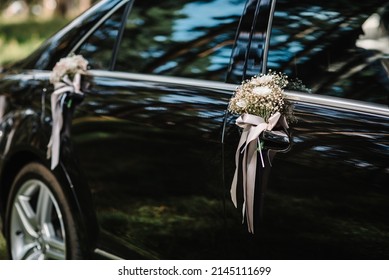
top-left (5, 162), bottom-right (82, 259)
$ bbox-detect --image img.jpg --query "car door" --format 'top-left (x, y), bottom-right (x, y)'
top-left (224, 96), bottom-right (389, 259)
top-left (223, 0), bottom-right (389, 259)
top-left (72, 72), bottom-right (239, 259)
top-left (68, 0), bottom-right (249, 259)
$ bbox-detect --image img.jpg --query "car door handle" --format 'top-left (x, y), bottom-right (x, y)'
top-left (260, 129), bottom-right (291, 151)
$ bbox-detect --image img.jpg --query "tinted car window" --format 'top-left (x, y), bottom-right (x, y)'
top-left (115, 0), bottom-right (245, 82)
top-left (269, 0), bottom-right (389, 105)
top-left (76, 5), bottom-right (126, 70)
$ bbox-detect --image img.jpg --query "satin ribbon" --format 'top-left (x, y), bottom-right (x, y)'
top-left (47, 73), bottom-right (83, 169)
top-left (0, 95), bottom-right (5, 122)
top-left (230, 112), bottom-right (287, 233)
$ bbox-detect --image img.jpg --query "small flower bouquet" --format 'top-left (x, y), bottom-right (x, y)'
top-left (228, 71), bottom-right (292, 122)
top-left (50, 54), bottom-right (88, 85)
top-left (229, 71), bottom-right (292, 234)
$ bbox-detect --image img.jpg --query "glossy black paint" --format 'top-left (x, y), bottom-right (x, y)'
top-left (0, 0), bottom-right (388, 259)
top-left (67, 72), bottom-right (234, 258)
top-left (224, 99), bottom-right (389, 258)
top-left (0, 71), bottom-right (98, 257)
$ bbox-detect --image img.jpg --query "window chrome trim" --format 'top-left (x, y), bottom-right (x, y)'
top-left (287, 91), bottom-right (389, 117)
top-left (87, 70), bottom-right (238, 91)
top-left (88, 70), bottom-right (389, 117)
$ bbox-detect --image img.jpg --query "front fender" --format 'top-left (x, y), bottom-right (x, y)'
top-left (0, 103), bottom-right (98, 257)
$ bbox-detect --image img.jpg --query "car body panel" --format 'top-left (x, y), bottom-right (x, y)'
top-left (0, 0), bottom-right (388, 259)
top-left (68, 71), bottom-right (235, 259)
top-left (223, 93), bottom-right (389, 258)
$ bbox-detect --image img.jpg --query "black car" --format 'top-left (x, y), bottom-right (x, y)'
top-left (0, 0), bottom-right (388, 260)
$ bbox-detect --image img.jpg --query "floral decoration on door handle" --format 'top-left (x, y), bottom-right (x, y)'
top-left (47, 54), bottom-right (88, 170)
top-left (228, 71), bottom-right (294, 233)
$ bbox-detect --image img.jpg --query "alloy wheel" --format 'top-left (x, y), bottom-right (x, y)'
top-left (9, 179), bottom-right (66, 260)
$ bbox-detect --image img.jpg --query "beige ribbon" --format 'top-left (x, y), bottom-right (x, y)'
top-left (47, 73), bottom-right (83, 170)
top-left (0, 95), bottom-right (5, 122)
top-left (230, 112), bottom-right (287, 233)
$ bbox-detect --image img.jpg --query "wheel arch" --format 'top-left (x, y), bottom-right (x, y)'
top-left (0, 149), bottom-right (97, 258)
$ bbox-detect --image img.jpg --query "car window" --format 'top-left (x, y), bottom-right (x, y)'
top-left (115, 0), bottom-right (246, 82)
top-left (268, 0), bottom-right (389, 105)
top-left (76, 5), bottom-right (126, 70)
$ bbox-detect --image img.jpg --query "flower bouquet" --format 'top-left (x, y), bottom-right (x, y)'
top-left (228, 71), bottom-right (292, 233)
top-left (228, 71), bottom-right (291, 121)
top-left (50, 54), bottom-right (88, 85)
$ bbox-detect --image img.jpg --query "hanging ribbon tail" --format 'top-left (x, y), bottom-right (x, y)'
top-left (245, 136), bottom-right (259, 233)
top-left (47, 74), bottom-right (83, 170)
top-left (230, 127), bottom-right (249, 208)
top-left (230, 112), bottom-right (285, 234)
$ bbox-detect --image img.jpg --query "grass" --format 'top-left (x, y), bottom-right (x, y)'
top-left (0, 17), bottom-right (69, 66)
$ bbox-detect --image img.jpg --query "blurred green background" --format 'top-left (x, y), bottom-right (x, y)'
top-left (0, 0), bottom-right (97, 66)
top-left (0, 18), bottom-right (69, 65)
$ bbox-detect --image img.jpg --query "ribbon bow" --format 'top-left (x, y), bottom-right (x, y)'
top-left (230, 112), bottom-right (287, 233)
top-left (47, 73), bottom-right (83, 169)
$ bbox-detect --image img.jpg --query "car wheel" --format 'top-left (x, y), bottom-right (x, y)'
top-left (5, 162), bottom-right (82, 259)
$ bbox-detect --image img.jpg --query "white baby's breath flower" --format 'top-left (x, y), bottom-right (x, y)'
top-left (228, 71), bottom-right (301, 123)
top-left (252, 86), bottom-right (272, 96)
top-left (256, 75), bottom-right (273, 84)
top-left (236, 99), bottom-right (248, 109)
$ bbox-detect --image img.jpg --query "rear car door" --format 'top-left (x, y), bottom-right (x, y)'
top-left (223, 0), bottom-right (389, 259)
